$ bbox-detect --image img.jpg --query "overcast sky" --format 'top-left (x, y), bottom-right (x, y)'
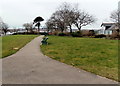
top-left (0, 0), bottom-right (119, 29)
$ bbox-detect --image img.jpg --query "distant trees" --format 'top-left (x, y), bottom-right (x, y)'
top-left (110, 10), bottom-right (120, 23)
top-left (22, 16), bottom-right (44, 34)
top-left (50, 11), bottom-right (67, 33)
top-left (46, 2), bottom-right (96, 33)
top-left (33, 16), bottom-right (44, 33)
top-left (1, 23), bottom-right (9, 35)
top-left (56, 3), bottom-right (76, 33)
top-left (46, 18), bottom-right (56, 32)
top-left (23, 23), bottom-right (33, 33)
top-left (73, 11), bottom-right (96, 31)
top-left (0, 18), bottom-right (9, 35)
top-left (110, 10), bottom-right (120, 39)
top-left (46, 3), bottom-right (75, 33)
top-left (110, 10), bottom-right (120, 32)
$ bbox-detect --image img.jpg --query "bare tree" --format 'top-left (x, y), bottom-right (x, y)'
top-left (73, 11), bottom-right (96, 31)
top-left (46, 2), bottom-right (96, 33)
top-left (29, 23), bottom-right (34, 32)
top-left (23, 23), bottom-right (33, 33)
top-left (110, 10), bottom-right (120, 30)
top-left (46, 11), bottom-right (66, 33)
top-left (110, 10), bottom-right (120, 23)
top-left (0, 18), bottom-right (9, 35)
top-left (46, 19), bottom-right (55, 32)
top-left (57, 2), bottom-right (76, 33)
top-left (53, 11), bottom-right (67, 32)
top-left (110, 10), bottom-right (120, 39)
top-left (1, 23), bottom-right (9, 35)
top-left (46, 2), bottom-right (76, 33)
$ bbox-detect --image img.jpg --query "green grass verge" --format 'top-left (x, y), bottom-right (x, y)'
top-left (41, 36), bottom-right (118, 81)
top-left (2, 35), bottom-right (38, 58)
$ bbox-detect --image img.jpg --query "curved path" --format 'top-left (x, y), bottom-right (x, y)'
top-left (2, 36), bottom-right (118, 84)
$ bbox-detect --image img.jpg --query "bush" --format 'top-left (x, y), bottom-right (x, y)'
top-left (48, 31), bottom-right (59, 35)
top-left (110, 32), bottom-right (120, 39)
top-left (40, 32), bottom-right (48, 35)
top-left (53, 31), bottom-right (59, 35)
top-left (71, 31), bottom-right (82, 37)
top-left (81, 30), bottom-right (89, 36)
top-left (48, 32), bottom-right (53, 35)
top-left (89, 30), bottom-right (95, 36)
top-left (81, 30), bottom-right (95, 37)
top-left (12, 32), bottom-right (49, 35)
top-left (94, 34), bottom-right (106, 38)
top-left (58, 33), bottom-right (66, 36)
top-left (13, 32), bottom-right (36, 35)
top-left (64, 32), bottom-right (71, 36)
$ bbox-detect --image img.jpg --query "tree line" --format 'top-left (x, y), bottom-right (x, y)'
top-left (0, 16), bottom-right (44, 35)
top-left (46, 2), bottom-right (96, 33)
top-left (0, 2), bottom-right (120, 35)
top-left (23, 16), bottom-right (44, 33)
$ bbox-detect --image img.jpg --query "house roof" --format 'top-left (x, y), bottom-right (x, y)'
top-left (101, 22), bottom-right (118, 30)
top-left (101, 23), bottom-right (115, 27)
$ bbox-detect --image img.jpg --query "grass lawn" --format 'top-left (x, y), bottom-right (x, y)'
top-left (41, 36), bottom-right (118, 81)
top-left (2, 35), bottom-right (38, 58)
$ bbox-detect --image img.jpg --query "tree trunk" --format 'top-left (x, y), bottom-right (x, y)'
top-left (69, 25), bottom-right (72, 33)
top-left (37, 22), bottom-right (40, 34)
top-left (61, 29), bottom-right (64, 33)
top-left (4, 32), bottom-right (6, 35)
top-left (75, 23), bottom-right (81, 32)
top-left (47, 29), bottom-right (49, 33)
top-left (4, 30), bottom-right (7, 35)
top-left (38, 26), bottom-right (39, 34)
top-left (30, 29), bottom-right (33, 33)
top-left (27, 29), bottom-right (28, 33)
top-left (78, 26), bottom-right (81, 31)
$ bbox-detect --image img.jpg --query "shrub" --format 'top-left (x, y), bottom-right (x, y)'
top-left (40, 32), bottom-right (48, 35)
top-left (58, 33), bottom-right (66, 36)
top-left (71, 31), bottom-right (82, 37)
top-left (48, 31), bottom-right (58, 35)
top-left (110, 31), bottom-right (119, 39)
top-left (89, 30), bottom-right (95, 36)
top-left (53, 31), bottom-right (59, 35)
top-left (12, 32), bottom-right (49, 35)
top-left (48, 32), bottom-right (52, 35)
top-left (81, 30), bottom-right (89, 36)
top-left (94, 34), bottom-right (106, 38)
top-left (64, 32), bottom-right (71, 36)
top-left (81, 30), bottom-right (95, 37)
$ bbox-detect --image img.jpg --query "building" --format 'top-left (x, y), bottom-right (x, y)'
top-left (98, 23), bottom-right (119, 35)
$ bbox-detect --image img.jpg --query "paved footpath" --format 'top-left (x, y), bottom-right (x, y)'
top-left (2, 36), bottom-right (118, 84)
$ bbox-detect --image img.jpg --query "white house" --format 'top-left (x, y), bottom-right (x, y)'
top-left (98, 23), bottom-right (118, 35)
